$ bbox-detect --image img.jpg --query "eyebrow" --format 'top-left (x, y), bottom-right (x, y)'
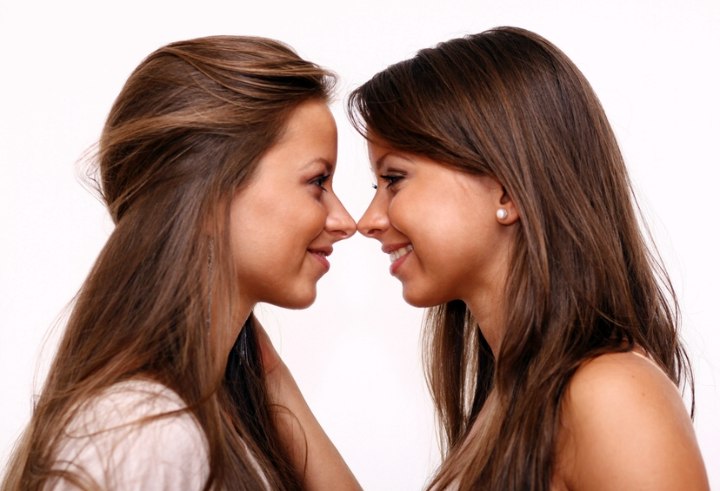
top-left (303, 158), bottom-right (334, 173)
top-left (373, 151), bottom-right (413, 172)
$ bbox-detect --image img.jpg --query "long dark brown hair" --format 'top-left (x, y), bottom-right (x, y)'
top-left (3, 35), bottom-right (334, 490)
top-left (348, 26), bottom-right (692, 490)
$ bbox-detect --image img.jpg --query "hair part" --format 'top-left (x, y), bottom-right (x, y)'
top-left (349, 26), bottom-right (692, 490)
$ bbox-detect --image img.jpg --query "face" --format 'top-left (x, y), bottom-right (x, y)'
top-left (358, 139), bottom-right (516, 308)
top-left (229, 100), bottom-right (356, 309)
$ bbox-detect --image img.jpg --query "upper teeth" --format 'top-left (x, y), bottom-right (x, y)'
top-left (389, 245), bottom-right (413, 263)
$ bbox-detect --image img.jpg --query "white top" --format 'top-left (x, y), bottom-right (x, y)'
top-left (49, 379), bottom-right (210, 490)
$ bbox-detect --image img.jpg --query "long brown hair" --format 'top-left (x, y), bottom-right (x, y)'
top-left (348, 26), bottom-right (692, 490)
top-left (4, 35), bottom-right (334, 490)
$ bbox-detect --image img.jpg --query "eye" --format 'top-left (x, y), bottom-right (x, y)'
top-left (380, 174), bottom-right (404, 188)
top-left (310, 174), bottom-right (330, 192)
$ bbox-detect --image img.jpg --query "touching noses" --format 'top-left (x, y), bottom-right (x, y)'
top-left (325, 193), bottom-right (357, 241)
top-left (358, 192), bottom-right (388, 239)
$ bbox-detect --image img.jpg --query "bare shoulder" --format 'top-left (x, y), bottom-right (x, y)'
top-left (555, 351), bottom-right (708, 491)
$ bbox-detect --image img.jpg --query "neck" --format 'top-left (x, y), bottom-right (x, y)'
top-left (211, 296), bottom-right (254, 374)
top-left (466, 301), bottom-right (502, 359)
top-left (465, 281), bottom-right (506, 359)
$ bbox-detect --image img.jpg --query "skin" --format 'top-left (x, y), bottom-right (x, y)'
top-left (229, 99), bottom-right (355, 315)
top-left (358, 138), bottom-right (709, 490)
top-left (229, 99), bottom-right (361, 490)
top-left (554, 351), bottom-right (709, 490)
top-left (358, 138), bottom-right (519, 352)
top-left (258, 323), bottom-right (362, 490)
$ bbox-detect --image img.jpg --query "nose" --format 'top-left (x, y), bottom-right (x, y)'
top-left (358, 192), bottom-right (388, 239)
top-left (325, 192), bottom-right (357, 241)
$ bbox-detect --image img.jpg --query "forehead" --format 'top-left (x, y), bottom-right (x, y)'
top-left (263, 101), bottom-right (337, 166)
top-left (367, 138), bottom-right (415, 171)
top-left (277, 100), bottom-right (337, 150)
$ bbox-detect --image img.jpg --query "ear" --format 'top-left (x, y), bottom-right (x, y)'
top-left (496, 184), bottom-right (520, 225)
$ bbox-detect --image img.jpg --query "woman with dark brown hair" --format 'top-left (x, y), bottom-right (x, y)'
top-left (3, 35), bottom-right (359, 490)
top-left (349, 26), bottom-right (709, 490)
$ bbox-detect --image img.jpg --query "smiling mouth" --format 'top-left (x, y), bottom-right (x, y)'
top-left (308, 248), bottom-right (332, 272)
top-left (389, 245), bottom-right (413, 263)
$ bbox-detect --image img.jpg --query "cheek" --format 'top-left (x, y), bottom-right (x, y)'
top-left (266, 192), bottom-right (326, 236)
top-left (389, 192), bottom-right (457, 240)
top-left (230, 201), bottom-right (286, 268)
top-left (302, 199), bottom-right (328, 236)
top-left (267, 200), bottom-right (327, 260)
top-left (386, 195), bottom-right (416, 235)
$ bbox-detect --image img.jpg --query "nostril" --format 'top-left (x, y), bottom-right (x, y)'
top-left (357, 218), bottom-right (372, 237)
top-left (347, 222), bottom-right (358, 238)
top-left (339, 224), bottom-right (356, 239)
top-left (359, 225), bottom-right (378, 238)
top-left (358, 216), bottom-right (384, 238)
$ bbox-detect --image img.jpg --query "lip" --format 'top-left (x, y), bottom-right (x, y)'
top-left (381, 243), bottom-right (411, 254)
top-left (383, 243), bottom-right (413, 276)
top-left (308, 247), bottom-right (332, 272)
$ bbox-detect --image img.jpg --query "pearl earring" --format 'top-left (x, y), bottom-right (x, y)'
top-left (496, 208), bottom-right (508, 221)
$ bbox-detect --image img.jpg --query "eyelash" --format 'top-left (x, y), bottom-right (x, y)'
top-left (379, 174), bottom-right (404, 188)
top-left (311, 174), bottom-right (330, 191)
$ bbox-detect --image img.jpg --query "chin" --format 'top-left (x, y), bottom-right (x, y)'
top-left (277, 289), bottom-right (317, 310)
top-left (402, 289), bottom-right (441, 308)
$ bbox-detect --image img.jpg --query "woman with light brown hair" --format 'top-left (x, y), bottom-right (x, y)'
top-left (3, 35), bottom-right (359, 490)
top-left (349, 26), bottom-right (709, 490)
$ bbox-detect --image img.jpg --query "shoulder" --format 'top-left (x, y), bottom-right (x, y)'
top-left (64, 379), bottom-right (206, 447)
top-left (53, 379), bottom-right (209, 489)
top-left (73, 379), bottom-right (194, 422)
top-left (555, 351), bottom-right (708, 490)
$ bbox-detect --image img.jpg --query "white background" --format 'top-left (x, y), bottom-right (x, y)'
top-left (1, 1), bottom-right (718, 489)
